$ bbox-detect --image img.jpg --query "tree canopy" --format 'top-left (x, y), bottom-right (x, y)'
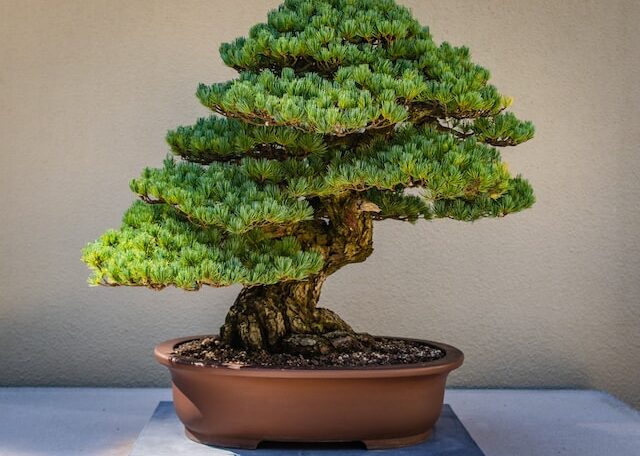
top-left (82, 0), bottom-right (535, 291)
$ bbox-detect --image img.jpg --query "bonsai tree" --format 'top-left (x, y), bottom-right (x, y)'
top-left (82, 0), bottom-right (534, 354)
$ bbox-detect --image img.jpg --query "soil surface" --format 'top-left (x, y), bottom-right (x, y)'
top-left (171, 335), bottom-right (445, 369)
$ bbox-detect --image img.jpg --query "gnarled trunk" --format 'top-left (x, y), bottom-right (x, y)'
top-left (220, 195), bottom-right (376, 352)
top-left (220, 275), bottom-right (354, 351)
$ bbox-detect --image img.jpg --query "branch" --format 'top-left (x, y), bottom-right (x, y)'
top-left (418, 113), bottom-right (523, 147)
top-left (173, 143), bottom-right (309, 165)
top-left (212, 105), bottom-right (398, 137)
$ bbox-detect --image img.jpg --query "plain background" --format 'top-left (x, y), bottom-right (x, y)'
top-left (1, 0), bottom-right (639, 408)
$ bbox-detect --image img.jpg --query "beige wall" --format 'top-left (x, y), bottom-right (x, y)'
top-left (1, 0), bottom-right (639, 408)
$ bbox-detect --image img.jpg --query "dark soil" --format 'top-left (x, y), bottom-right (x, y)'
top-left (171, 335), bottom-right (445, 369)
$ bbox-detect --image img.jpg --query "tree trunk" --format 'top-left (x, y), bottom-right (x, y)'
top-left (220, 275), bottom-right (354, 351)
top-left (220, 195), bottom-right (376, 352)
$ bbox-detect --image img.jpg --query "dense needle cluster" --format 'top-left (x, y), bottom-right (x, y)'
top-left (83, 0), bottom-right (535, 292)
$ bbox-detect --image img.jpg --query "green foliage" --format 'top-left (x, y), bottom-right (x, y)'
top-left (432, 177), bottom-right (535, 220)
top-left (82, 0), bottom-right (536, 290)
top-left (83, 202), bottom-right (323, 289)
top-left (210, 0), bottom-right (514, 135)
top-left (130, 157), bottom-right (314, 234)
top-left (131, 126), bottom-right (534, 231)
top-left (473, 113), bottom-right (535, 146)
top-left (198, 61), bottom-right (511, 136)
top-left (364, 189), bottom-right (432, 222)
top-left (220, 0), bottom-right (424, 71)
top-left (167, 116), bottom-right (328, 163)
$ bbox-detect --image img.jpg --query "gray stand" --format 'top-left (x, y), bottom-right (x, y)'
top-left (129, 402), bottom-right (484, 455)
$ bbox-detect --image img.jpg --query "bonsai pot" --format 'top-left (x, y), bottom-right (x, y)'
top-left (155, 335), bottom-right (463, 449)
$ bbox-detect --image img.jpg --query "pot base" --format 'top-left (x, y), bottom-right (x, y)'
top-left (363, 430), bottom-right (432, 450)
top-left (185, 428), bottom-right (260, 450)
top-left (185, 427), bottom-right (432, 450)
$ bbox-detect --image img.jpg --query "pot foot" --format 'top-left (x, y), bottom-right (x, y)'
top-left (185, 428), bottom-right (260, 449)
top-left (362, 429), bottom-right (432, 449)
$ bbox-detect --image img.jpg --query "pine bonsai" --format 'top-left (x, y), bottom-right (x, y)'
top-left (82, 0), bottom-right (534, 355)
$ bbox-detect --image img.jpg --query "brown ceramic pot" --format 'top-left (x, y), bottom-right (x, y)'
top-left (155, 335), bottom-right (463, 450)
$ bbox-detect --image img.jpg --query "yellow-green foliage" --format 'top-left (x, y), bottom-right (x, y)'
top-left (83, 202), bottom-right (323, 290)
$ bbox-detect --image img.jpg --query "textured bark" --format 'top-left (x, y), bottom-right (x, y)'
top-left (219, 276), bottom-right (353, 351)
top-left (220, 195), bottom-right (375, 352)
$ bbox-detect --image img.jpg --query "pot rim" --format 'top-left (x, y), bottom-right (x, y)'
top-left (155, 335), bottom-right (463, 378)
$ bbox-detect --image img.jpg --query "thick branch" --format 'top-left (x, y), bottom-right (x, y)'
top-left (220, 193), bottom-right (375, 351)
